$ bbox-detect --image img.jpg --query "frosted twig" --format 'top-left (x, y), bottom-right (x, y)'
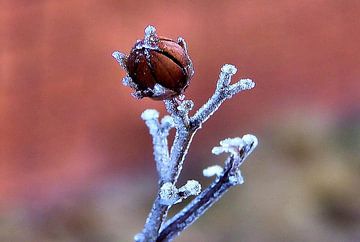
top-left (190, 64), bottom-right (255, 128)
top-left (141, 109), bottom-right (172, 179)
top-left (157, 135), bottom-right (258, 242)
top-left (136, 65), bottom-right (256, 242)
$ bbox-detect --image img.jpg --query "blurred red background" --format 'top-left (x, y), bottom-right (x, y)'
top-left (1, 0), bottom-right (359, 241)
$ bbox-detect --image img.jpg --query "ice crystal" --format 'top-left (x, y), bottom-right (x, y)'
top-left (159, 182), bottom-right (178, 205)
top-left (178, 180), bottom-right (201, 197)
top-left (153, 83), bottom-right (167, 97)
top-left (112, 51), bottom-right (127, 70)
top-left (141, 109), bottom-right (159, 121)
top-left (228, 169), bottom-right (244, 185)
top-left (221, 64), bottom-right (237, 75)
top-left (203, 165), bottom-right (224, 177)
top-left (212, 137), bottom-right (246, 157)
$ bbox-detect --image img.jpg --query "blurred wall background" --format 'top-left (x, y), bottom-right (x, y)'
top-left (1, 0), bottom-right (359, 241)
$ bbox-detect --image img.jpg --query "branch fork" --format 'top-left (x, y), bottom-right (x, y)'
top-left (132, 65), bottom-right (257, 242)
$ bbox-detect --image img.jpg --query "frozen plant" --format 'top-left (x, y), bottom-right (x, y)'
top-left (113, 25), bottom-right (258, 242)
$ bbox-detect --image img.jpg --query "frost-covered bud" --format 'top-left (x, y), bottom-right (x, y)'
top-left (123, 25), bottom-right (194, 100)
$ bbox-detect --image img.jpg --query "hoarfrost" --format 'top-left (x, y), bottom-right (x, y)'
top-left (228, 169), bottom-right (244, 185)
top-left (212, 137), bottom-right (245, 157)
top-left (242, 134), bottom-right (258, 152)
top-left (178, 180), bottom-right (201, 196)
top-left (141, 109), bottom-right (159, 121)
top-left (221, 64), bottom-right (237, 75)
top-left (122, 76), bottom-right (138, 89)
top-left (112, 51), bottom-right (127, 70)
top-left (203, 165), bottom-right (223, 177)
top-left (159, 182), bottom-right (178, 205)
top-left (153, 83), bottom-right (167, 97)
top-left (177, 100), bottom-right (194, 112)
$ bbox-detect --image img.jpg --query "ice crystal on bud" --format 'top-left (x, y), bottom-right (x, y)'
top-left (221, 64), bottom-right (237, 75)
top-left (122, 76), bottom-right (138, 89)
top-left (212, 135), bottom-right (258, 159)
top-left (112, 51), bottom-right (127, 70)
top-left (179, 180), bottom-right (201, 196)
top-left (141, 109), bottom-right (159, 121)
top-left (212, 137), bottom-right (246, 157)
top-left (203, 165), bottom-right (224, 177)
top-left (159, 182), bottom-right (178, 205)
top-left (242, 134), bottom-right (258, 152)
top-left (161, 115), bottom-right (174, 129)
top-left (144, 25), bottom-right (156, 39)
top-left (153, 83), bottom-right (167, 97)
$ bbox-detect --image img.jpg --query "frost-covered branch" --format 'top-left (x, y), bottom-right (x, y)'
top-left (157, 135), bottom-right (258, 242)
top-left (136, 65), bottom-right (256, 242)
top-left (141, 109), bottom-right (174, 179)
top-left (190, 65), bottom-right (255, 128)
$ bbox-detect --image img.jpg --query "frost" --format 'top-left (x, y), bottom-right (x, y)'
top-left (212, 137), bottom-right (245, 157)
top-left (228, 169), bottom-right (244, 185)
top-left (203, 165), bottom-right (223, 177)
top-left (131, 91), bottom-right (144, 99)
top-left (242, 134), bottom-right (258, 152)
top-left (159, 182), bottom-right (178, 205)
top-left (212, 135), bottom-right (258, 159)
top-left (153, 83), bottom-right (167, 97)
top-left (177, 100), bottom-right (194, 113)
top-left (221, 64), bottom-right (237, 75)
top-left (159, 180), bottom-right (200, 205)
top-left (112, 51), bottom-right (127, 70)
top-left (134, 233), bottom-right (145, 242)
top-left (178, 180), bottom-right (201, 196)
top-left (161, 115), bottom-right (175, 130)
top-left (144, 25), bottom-right (156, 40)
top-left (122, 76), bottom-right (138, 89)
top-left (228, 78), bottom-right (255, 94)
top-left (141, 109), bottom-right (159, 121)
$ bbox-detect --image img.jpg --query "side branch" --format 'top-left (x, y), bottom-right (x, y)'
top-left (157, 135), bottom-right (258, 242)
top-left (190, 65), bottom-right (255, 128)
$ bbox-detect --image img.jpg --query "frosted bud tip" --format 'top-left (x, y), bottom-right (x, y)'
top-left (144, 25), bottom-right (157, 38)
top-left (203, 165), bottom-right (224, 177)
top-left (141, 109), bottom-right (159, 120)
top-left (221, 64), bottom-right (237, 75)
top-left (179, 180), bottom-right (201, 196)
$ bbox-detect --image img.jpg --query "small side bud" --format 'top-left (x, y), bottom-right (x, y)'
top-left (203, 165), bottom-right (224, 177)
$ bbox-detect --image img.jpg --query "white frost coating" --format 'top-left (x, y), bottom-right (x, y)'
top-left (228, 169), bottom-right (244, 185)
top-left (144, 25), bottom-right (156, 39)
top-left (179, 180), bottom-right (201, 196)
top-left (112, 51), bottom-right (127, 70)
top-left (242, 134), bottom-right (258, 151)
top-left (212, 137), bottom-right (245, 157)
top-left (177, 100), bottom-right (194, 112)
top-left (141, 109), bottom-right (159, 121)
top-left (159, 182), bottom-right (178, 205)
top-left (153, 83), bottom-right (167, 97)
top-left (122, 76), bottom-right (138, 89)
top-left (161, 115), bottom-right (175, 131)
top-left (203, 165), bottom-right (223, 177)
top-left (221, 64), bottom-right (237, 75)
top-left (134, 233), bottom-right (145, 242)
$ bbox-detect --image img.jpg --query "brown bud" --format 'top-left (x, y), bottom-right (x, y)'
top-left (125, 26), bottom-right (194, 100)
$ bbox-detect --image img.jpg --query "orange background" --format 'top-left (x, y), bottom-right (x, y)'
top-left (1, 1), bottom-right (359, 241)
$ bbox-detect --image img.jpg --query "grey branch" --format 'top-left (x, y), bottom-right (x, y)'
top-left (135, 64), bottom-right (256, 242)
top-left (157, 136), bottom-right (257, 242)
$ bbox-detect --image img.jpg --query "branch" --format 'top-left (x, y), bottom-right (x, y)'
top-left (190, 65), bottom-right (255, 129)
top-left (157, 135), bottom-right (258, 242)
top-left (136, 65), bottom-right (256, 242)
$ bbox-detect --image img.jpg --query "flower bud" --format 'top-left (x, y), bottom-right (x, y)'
top-left (123, 26), bottom-right (194, 100)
